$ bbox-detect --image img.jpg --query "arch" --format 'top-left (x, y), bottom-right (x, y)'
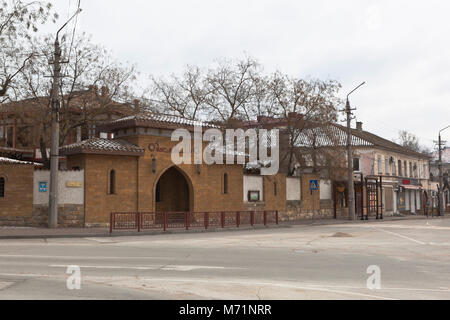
top-left (152, 165), bottom-right (194, 213)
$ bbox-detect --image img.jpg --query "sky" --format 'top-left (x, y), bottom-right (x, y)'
top-left (44, 0), bottom-right (450, 149)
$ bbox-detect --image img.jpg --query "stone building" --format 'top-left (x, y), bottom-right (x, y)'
top-left (243, 115), bottom-right (432, 219)
top-left (58, 113), bottom-right (288, 226)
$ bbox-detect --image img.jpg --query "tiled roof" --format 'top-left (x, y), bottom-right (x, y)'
top-left (295, 123), bottom-right (429, 158)
top-left (348, 127), bottom-right (430, 158)
top-left (295, 125), bottom-right (374, 148)
top-left (0, 157), bottom-right (41, 166)
top-left (60, 138), bottom-right (145, 156)
top-left (108, 112), bottom-right (220, 130)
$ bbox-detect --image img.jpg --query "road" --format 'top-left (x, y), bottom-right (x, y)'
top-left (0, 218), bottom-right (449, 300)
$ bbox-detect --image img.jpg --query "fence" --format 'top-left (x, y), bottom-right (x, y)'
top-left (110, 211), bottom-right (279, 234)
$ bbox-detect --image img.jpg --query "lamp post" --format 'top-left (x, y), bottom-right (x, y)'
top-left (345, 82), bottom-right (365, 221)
top-left (438, 125), bottom-right (449, 216)
top-left (48, 8), bottom-right (82, 228)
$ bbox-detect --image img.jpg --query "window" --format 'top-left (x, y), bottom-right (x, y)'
top-left (223, 173), bottom-right (229, 194)
top-left (274, 182), bottom-right (277, 196)
top-left (391, 160), bottom-right (396, 176)
top-left (109, 170), bottom-right (116, 194)
top-left (377, 156), bottom-right (382, 174)
top-left (353, 157), bottom-right (361, 172)
top-left (0, 177), bottom-right (4, 198)
top-left (248, 190), bottom-right (260, 202)
top-left (423, 164), bottom-right (427, 179)
top-left (398, 160), bottom-right (402, 176)
top-left (385, 159), bottom-right (389, 175)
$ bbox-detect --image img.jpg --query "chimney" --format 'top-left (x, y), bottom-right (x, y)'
top-left (101, 86), bottom-right (110, 97)
top-left (257, 115), bottom-right (274, 123)
top-left (133, 99), bottom-right (140, 110)
top-left (88, 85), bottom-right (99, 95)
top-left (288, 112), bottom-right (302, 119)
top-left (356, 121), bottom-right (363, 131)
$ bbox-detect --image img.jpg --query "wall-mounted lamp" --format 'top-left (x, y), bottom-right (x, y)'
top-left (196, 164), bottom-right (201, 175)
top-left (152, 157), bottom-right (156, 173)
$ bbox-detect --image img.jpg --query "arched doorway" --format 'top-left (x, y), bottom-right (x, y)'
top-left (155, 166), bottom-right (192, 213)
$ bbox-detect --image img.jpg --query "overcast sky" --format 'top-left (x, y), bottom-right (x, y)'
top-left (46, 0), bottom-right (450, 149)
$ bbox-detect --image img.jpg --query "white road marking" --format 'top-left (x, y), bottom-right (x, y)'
top-left (83, 238), bottom-right (117, 243)
top-left (161, 265), bottom-right (227, 271)
top-left (49, 264), bottom-right (240, 271)
top-left (50, 264), bottom-right (160, 270)
top-left (371, 227), bottom-right (427, 245)
top-left (342, 223), bottom-right (450, 231)
top-left (0, 254), bottom-right (169, 260)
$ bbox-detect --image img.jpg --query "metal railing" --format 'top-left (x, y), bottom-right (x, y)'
top-left (110, 211), bottom-right (279, 234)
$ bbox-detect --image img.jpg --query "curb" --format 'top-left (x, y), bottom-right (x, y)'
top-left (0, 224), bottom-right (291, 240)
top-left (0, 215), bottom-right (448, 240)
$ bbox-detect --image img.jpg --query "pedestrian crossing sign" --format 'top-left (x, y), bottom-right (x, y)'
top-left (309, 180), bottom-right (319, 191)
top-left (39, 181), bottom-right (47, 193)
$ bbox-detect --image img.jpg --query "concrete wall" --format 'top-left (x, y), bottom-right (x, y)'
top-left (33, 170), bottom-right (84, 205)
top-left (243, 175), bottom-right (264, 202)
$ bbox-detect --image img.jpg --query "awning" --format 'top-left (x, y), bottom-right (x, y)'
top-left (400, 185), bottom-right (422, 190)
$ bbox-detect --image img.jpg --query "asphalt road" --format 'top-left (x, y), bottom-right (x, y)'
top-left (0, 218), bottom-right (449, 300)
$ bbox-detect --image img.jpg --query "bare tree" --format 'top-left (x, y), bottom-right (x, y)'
top-left (395, 130), bottom-right (430, 154)
top-left (266, 71), bottom-right (342, 175)
top-left (13, 32), bottom-right (137, 168)
top-left (204, 57), bottom-right (263, 124)
top-left (0, 0), bottom-right (57, 101)
top-left (151, 65), bottom-right (208, 120)
top-left (150, 56), bottom-right (264, 125)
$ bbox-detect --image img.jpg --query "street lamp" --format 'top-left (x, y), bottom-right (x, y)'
top-left (437, 125), bottom-right (450, 216)
top-left (345, 82), bottom-right (365, 221)
top-left (48, 7), bottom-right (82, 228)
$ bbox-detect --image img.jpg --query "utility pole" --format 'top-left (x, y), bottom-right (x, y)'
top-left (437, 125), bottom-right (449, 217)
top-left (48, 37), bottom-right (61, 228)
top-left (342, 82), bottom-right (365, 221)
top-left (48, 8), bottom-right (82, 228)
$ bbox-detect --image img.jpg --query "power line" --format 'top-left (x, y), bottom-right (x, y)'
top-left (67, 0), bottom-right (81, 59)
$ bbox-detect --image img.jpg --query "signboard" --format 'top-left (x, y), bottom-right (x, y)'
top-left (66, 181), bottom-right (83, 188)
top-left (148, 143), bottom-right (172, 154)
top-left (39, 181), bottom-right (47, 193)
top-left (309, 180), bottom-right (319, 191)
top-left (248, 190), bottom-right (261, 202)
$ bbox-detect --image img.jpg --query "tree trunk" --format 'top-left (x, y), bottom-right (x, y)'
top-left (39, 136), bottom-right (50, 169)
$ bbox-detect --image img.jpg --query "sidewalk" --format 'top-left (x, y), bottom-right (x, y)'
top-left (0, 214), bottom-right (448, 240)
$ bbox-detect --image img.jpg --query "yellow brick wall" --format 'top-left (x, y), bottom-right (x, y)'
top-left (83, 154), bottom-right (139, 224)
top-left (0, 164), bottom-right (33, 218)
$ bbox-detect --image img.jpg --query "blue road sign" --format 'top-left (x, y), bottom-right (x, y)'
top-left (39, 181), bottom-right (47, 193)
top-left (309, 180), bottom-right (319, 191)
